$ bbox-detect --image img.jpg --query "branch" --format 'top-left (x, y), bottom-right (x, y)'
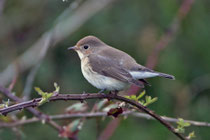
top-left (0, 85), bottom-right (62, 132)
top-left (0, 93), bottom-right (187, 140)
top-left (1, 111), bottom-right (210, 128)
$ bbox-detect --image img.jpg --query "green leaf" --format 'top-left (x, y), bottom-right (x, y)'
top-left (177, 118), bottom-right (191, 127)
top-left (54, 82), bottom-right (60, 93)
top-left (137, 90), bottom-right (146, 100)
top-left (130, 95), bottom-right (137, 101)
top-left (66, 103), bottom-right (88, 113)
top-left (96, 99), bottom-right (108, 111)
top-left (187, 131), bottom-right (195, 139)
top-left (0, 99), bottom-right (10, 109)
top-left (125, 91), bottom-right (157, 107)
top-left (175, 126), bottom-right (185, 133)
top-left (35, 87), bottom-right (53, 106)
top-left (70, 119), bottom-right (81, 132)
top-left (175, 118), bottom-right (191, 134)
top-left (34, 87), bottom-right (44, 96)
top-left (34, 83), bottom-right (61, 106)
top-left (143, 96), bottom-right (158, 106)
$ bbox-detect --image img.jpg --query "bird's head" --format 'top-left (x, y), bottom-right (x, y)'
top-left (68, 36), bottom-right (106, 59)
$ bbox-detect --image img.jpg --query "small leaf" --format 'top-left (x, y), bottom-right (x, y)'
top-left (125, 91), bottom-right (157, 107)
top-left (130, 95), bottom-right (137, 101)
top-left (143, 96), bottom-right (158, 106)
top-left (66, 103), bottom-right (88, 113)
top-left (3, 99), bottom-right (10, 108)
top-left (96, 99), bottom-right (109, 111)
top-left (175, 118), bottom-right (191, 134)
top-left (177, 118), bottom-right (191, 127)
top-left (59, 119), bottom-right (83, 138)
top-left (187, 131), bottom-right (195, 139)
top-left (35, 87), bottom-right (43, 95)
top-left (139, 100), bottom-right (145, 105)
top-left (125, 95), bottom-right (137, 101)
top-left (54, 82), bottom-right (60, 94)
top-left (137, 90), bottom-right (146, 100)
top-left (175, 126), bottom-right (185, 133)
top-left (0, 99), bottom-right (10, 109)
top-left (107, 107), bottom-right (123, 118)
top-left (34, 87), bottom-right (54, 106)
top-left (103, 104), bottom-right (118, 112)
top-left (0, 104), bottom-right (4, 109)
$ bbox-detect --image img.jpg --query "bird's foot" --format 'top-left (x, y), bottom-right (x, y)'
top-left (109, 90), bottom-right (119, 96)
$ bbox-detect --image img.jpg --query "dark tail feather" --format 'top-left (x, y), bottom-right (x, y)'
top-left (158, 72), bottom-right (175, 80)
top-left (129, 79), bottom-right (145, 88)
top-left (139, 79), bottom-right (151, 86)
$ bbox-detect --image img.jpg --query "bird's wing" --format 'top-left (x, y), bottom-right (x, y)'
top-left (89, 54), bottom-right (144, 88)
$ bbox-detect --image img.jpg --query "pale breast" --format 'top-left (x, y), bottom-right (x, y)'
top-left (81, 57), bottom-right (127, 91)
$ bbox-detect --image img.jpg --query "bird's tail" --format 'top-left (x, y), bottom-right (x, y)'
top-left (130, 70), bottom-right (175, 80)
top-left (157, 72), bottom-right (175, 80)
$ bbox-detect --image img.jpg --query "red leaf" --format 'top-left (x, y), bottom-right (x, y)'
top-left (107, 107), bottom-right (123, 118)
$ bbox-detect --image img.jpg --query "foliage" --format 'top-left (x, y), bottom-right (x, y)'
top-left (125, 90), bottom-right (158, 106)
top-left (35, 83), bottom-right (60, 106)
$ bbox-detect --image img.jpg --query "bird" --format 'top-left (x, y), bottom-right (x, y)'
top-left (68, 35), bottom-right (175, 93)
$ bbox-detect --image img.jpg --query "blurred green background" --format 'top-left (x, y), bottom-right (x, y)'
top-left (0, 0), bottom-right (210, 139)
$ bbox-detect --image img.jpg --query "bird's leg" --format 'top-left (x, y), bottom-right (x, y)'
top-left (109, 90), bottom-right (119, 95)
top-left (113, 90), bottom-right (119, 95)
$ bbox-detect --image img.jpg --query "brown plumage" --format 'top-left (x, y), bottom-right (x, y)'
top-left (69, 35), bottom-right (175, 91)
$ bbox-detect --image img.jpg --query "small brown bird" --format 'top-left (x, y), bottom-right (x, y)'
top-left (68, 36), bottom-right (175, 92)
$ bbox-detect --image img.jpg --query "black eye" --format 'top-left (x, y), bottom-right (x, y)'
top-left (83, 45), bottom-right (89, 49)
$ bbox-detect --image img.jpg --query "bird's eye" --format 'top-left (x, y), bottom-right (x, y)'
top-left (83, 45), bottom-right (89, 49)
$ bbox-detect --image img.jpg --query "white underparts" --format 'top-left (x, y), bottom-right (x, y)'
top-left (129, 71), bottom-right (159, 79)
top-left (81, 57), bottom-right (127, 91)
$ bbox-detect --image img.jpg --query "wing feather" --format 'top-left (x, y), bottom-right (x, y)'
top-left (89, 55), bottom-right (144, 87)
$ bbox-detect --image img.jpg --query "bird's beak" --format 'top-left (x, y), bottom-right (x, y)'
top-left (68, 46), bottom-right (77, 50)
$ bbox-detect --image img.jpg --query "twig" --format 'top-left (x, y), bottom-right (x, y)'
top-left (0, 93), bottom-right (187, 140)
top-left (1, 111), bottom-right (210, 128)
top-left (132, 112), bottom-right (210, 127)
top-left (0, 85), bottom-right (62, 132)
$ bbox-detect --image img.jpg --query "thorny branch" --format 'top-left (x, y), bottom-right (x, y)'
top-left (1, 111), bottom-right (210, 128)
top-left (0, 93), bottom-right (187, 140)
top-left (0, 85), bottom-right (62, 132)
